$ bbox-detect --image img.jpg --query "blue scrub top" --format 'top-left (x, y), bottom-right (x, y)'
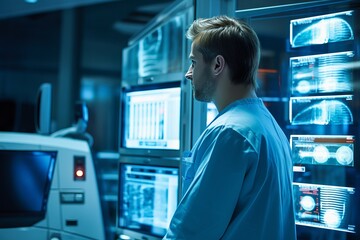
top-left (164, 98), bottom-right (296, 240)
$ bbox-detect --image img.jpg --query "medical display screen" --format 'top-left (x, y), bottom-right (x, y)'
top-left (138, 15), bottom-right (184, 78)
top-left (117, 163), bottom-right (178, 238)
top-left (290, 51), bottom-right (354, 95)
top-left (0, 150), bottom-right (57, 227)
top-left (122, 14), bottom-right (186, 81)
top-left (293, 183), bottom-right (356, 233)
top-left (289, 95), bottom-right (353, 125)
top-left (290, 135), bottom-right (354, 167)
top-left (290, 10), bottom-right (354, 48)
top-left (122, 84), bottom-right (181, 150)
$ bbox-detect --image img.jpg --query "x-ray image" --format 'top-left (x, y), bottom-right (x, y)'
top-left (291, 135), bottom-right (354, 166)
top-left (138, 28), bottom-right (165, 77)
top-left (293, 183), bottom-right (355, 233)
top-left (290, 95), bottom-right (353, 125)
top-left (290, 51), bottom-right (354, 95)
top-left (290, 10), bottom-right (354, 48)
top-left (138, 16), bottom-right (184, 78)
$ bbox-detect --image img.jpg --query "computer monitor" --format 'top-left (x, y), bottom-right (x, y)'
top-left (117, 157), bottom-right (179, 239)
top-left (120, 82), bottom-right (181, 156)
top-left (0, 150), bottom-right (57, 228)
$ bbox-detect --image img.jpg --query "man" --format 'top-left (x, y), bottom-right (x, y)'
top-left (164, 15), bottom-right (296, 239)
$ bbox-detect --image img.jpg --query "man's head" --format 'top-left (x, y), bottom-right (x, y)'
top-left (185, 15), bottom-right (261, 102)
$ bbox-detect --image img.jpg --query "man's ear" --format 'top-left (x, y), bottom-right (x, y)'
top-left (213, 55), bottom-right (225, 76)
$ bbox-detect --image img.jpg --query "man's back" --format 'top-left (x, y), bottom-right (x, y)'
top-left (218, 98), bottom-right (296, 239)
top-left (165, 98), bottom-right (296, 239)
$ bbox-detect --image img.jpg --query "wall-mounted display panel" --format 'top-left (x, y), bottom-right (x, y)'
top-left (290, 10), bottom-right (354, 48)
top-left (289, 95), bottom-right (353, 125)
top-left (293, 182), bottom-right (356, 233)
top-left (122, 10), bottom-right (190, 83)
top-left (291, 135), bottom-right (354, 167)
top-left (290, 51), bottom-right (354, 95)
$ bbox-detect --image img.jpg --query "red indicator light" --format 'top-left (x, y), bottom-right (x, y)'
top-left (76, 169), bottom-right (84, 178)
top-left (74, 156), bottom-right (86, 181)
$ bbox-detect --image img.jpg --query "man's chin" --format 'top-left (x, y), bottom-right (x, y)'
top-left (194, 95), bottom-right (212, 103)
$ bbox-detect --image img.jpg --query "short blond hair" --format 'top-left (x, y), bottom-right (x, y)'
top-left (186, 15), bottom-right (260, 88)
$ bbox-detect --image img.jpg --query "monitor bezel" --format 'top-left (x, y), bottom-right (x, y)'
top-left (116, 155), bottom-right (180, 240)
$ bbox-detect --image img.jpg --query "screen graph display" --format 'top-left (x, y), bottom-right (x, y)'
top-left (122, 85), bottom-right (181, 150)
top-left (290, 51), bottom-right (354, 95)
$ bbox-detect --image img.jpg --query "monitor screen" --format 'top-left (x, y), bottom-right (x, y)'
top-left (138, 15), bottom-right (184, 78)
top-left (293, 182), bottom-right (356, 233)
top-left (117, 162), bottom-right (178, 238)
top-left (290, 10), bottom-right (354, 48)
top-left (289, 95), bottom-right (353, 125)
top-left (121, 82), bottom-right (181, 151)
top-left (290, 51), bottom-right (354, 95)
top-left (0, 150), bottom-right (57, 228)
top-left (291, 135), bottom-right (355, 167)
top-left (122, 13), bottom-right (186, 81)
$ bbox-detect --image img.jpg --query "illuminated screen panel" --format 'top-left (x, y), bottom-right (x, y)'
top-left (289, 95), bottom-right (353, 125)
top-left (138, 15), bottom-right (184, 78)
top-left (290, 135), bottom-right (354, 167)
top-left (290, 10), bottom-right (354, 48)
top-left (290, 51), bottom-right (354, 95)
top-left (139, 28), bottom-right (167, 77)
top-left (122, 85), bottom-right (181, 150)
top-left (117, 164), bottom-right (178, 238)
top-left (293, 182), bottom-right (356, 233)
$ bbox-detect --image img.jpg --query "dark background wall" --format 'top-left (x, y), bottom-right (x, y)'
top-left (0, 0), bottom-right (174, 152)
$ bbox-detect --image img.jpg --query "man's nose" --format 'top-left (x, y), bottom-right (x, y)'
top-left (185, 67), bottom-right (193, 80)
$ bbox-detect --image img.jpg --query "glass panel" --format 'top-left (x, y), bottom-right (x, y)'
top-left (244, 2), bottom-right (360, 238)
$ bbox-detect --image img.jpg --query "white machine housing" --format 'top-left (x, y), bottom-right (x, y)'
top-left (0, 132), bottom-right (105, 240)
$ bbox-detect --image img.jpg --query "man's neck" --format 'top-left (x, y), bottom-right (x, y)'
top-left (213, 83), bottom-right (257, 112)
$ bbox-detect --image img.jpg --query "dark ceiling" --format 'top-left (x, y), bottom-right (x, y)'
top-left (0, 0), bottom-right (115, 20)
top-left (0, 0), bottom-right (175, 75)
